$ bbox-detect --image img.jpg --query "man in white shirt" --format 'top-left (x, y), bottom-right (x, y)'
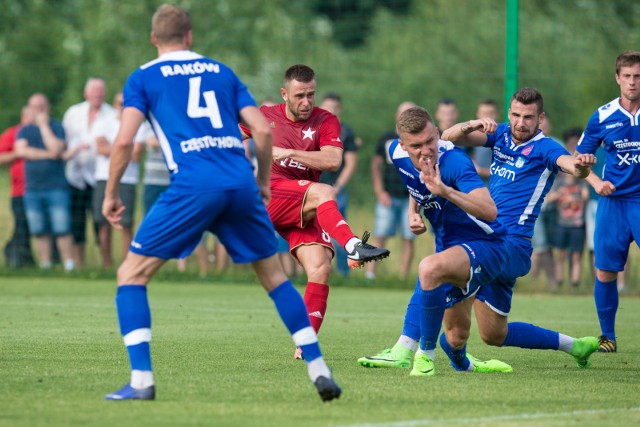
top-left (62, 77), bottom-right (117, 268)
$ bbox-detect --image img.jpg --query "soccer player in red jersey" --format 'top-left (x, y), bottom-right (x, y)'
top-left (242, 64), bottom-right (389, 358)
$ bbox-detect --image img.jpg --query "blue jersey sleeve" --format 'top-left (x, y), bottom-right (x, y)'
top-left (439, 149), bottom-right (486, 194)
top-left (541, 138), bottom-right (570, 173)
top-left (575, 110), bottom-right (603, 155)
top-left (123, 68), bottom-right (149, 117)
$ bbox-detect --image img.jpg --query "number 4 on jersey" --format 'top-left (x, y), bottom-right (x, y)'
top-left (187, 76), bottom-right (223, 128)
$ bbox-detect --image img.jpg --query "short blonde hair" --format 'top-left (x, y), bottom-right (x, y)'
top-left (152, 4), bottom-right (192, 45)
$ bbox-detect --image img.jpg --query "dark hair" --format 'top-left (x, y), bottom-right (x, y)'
top-left (284, 64), bottom-right (315, 85)
top-left (478, 98), bottom-right (498, 108)
top-left (322, 92), bottom-right (341, 103)
top-left (152, 4), bottom-right (192, 45)
top-left (396, 106), bottom-right (434, 134)
top-left (511, 87), bottom-right (544, 114)
top-left (615, 51), bottom-right (640, 75)
top-left (438, 97), bottom-right (457, 106)
top-left (562, 127), bottom-right (583, 141)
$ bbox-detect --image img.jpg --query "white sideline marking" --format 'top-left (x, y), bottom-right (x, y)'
top-left (334, 407), bottom-right (640, 427)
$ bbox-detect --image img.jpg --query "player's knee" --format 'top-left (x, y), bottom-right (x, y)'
top-left (116, 259), bottom-right (150, 285)
top-left (309, 183), bottom-right (336, 204)
top-left (418, 257), bottom-right (440, 289)
top-left (305, 260), bottom-right (332, 283)
top-left (446, 328), bottom-right (469, 349)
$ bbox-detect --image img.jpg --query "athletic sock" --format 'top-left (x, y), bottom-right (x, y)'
top-left (396, 335), bottom-right (418, 352)
top-left (269, 281), bottom-right (323, 364)
top-left (419, 286), bottom-right (445, 352)
top-left (400, 280), bottom-right (422, 343)
top-left (316, 200), bottom-right (356, 249)
top-left (594, 277), bottom-right (618, 340)
top-left (439, 332), bottom-right (471, 371)
top-left (303, 282), bottom-right (329, 333)
top-left (502, 322), bottom-right (559, 350)
top-left (116, 285), bottom-right (153, 388)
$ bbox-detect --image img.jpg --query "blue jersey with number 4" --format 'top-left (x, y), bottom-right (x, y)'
top-left (389, 139), bottom-right (506, 252)
top-left (484, 123), bottom-right (569, 239)
top-left (123, 50), bottom-right (256, 193)
top-left (576, 97), bottom-right (640, 200)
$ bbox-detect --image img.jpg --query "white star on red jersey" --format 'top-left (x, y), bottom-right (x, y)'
top-left (302, 127), bottom-right (316, 140)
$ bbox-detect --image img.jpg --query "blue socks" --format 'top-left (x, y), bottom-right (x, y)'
top-left (116, 285), bottom-right (152, 371)
top-left (502, 322), bottom-right (559, 350)
top-left (439, 332), bottom-right (470, 371)
top-left (594, 278), bottom-right (618, 340)
top-left (419, 286), bottom-right (445, 352)
top-left (269, 280), bottom-right (322, 362)
top-left (401, 280), bottom-right (422, 342)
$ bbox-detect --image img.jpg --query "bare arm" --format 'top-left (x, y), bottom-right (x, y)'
top-left (14, 138), bottom-right (56, 160)
top-left (103, 107), bottom-right (144, 228)
top-left (408, 195), bottom-right (427, 235)
top-left (584, 170), bottom-right (616, 196)
top-left (34, 113), bottom-right (65, 156)
top-left (556, 153), bottom-right (596, 179)
top-left (419, 157), bottom-right (497, 221)
top-left (240, 105), bottom-right (272, 203)
top-left (272, 145), bottom-right (342, 172)
top-left (440, 118), bottom-right (497, 147)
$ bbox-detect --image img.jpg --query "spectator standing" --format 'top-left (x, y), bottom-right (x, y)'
top-left (548, 129), bottom-right (589, 289)
top-left (14, 93), bottom-right (76, 271)
top-left (366, 101), bottom-right (417, 280)
top-left (434, 98), bottom-right (459, 132)
top-left (63, 77), bottom-right (117, 269)
top-left (319, 92), bottom-right (359, 276)
top-left (0, 106), bottom-right (35, 267)
top-left (92, 92), bottom-right (146, 268)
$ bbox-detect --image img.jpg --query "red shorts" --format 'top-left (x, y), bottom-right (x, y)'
top-left (268, 179), bottom-right (334, 259)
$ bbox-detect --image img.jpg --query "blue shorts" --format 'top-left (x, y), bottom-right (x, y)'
top-left (374, 198), bottom-right (416, 240)
top-left (475, 236), bottom-right (533, 316)
top-left (442, 238), bottom-right (510, 308)
top-left (132, 186), bottom-right (277, 263)
top-left (594, 197), bottom-right (640, 272)
top-left (24, 188), bottom-right (72, 236)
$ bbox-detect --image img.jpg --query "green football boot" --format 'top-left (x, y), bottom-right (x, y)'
top-left (357, 344), bottom-right (413, 369)
top-left (409, 352), bottom-right (435, 377)
top-left (467, 353), bottom-right (513, 373)
top-left (570, 336), bottom-right (599, 368)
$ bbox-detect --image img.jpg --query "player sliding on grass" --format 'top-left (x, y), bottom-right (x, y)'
top-left (359, 89), bottom-right (599, 375)
top-left (241, 64), bottom-right (389, 360)
top-left (102, 4), bottom-right (340, 402)
top-left (359, 105), bottom-right (515, 375)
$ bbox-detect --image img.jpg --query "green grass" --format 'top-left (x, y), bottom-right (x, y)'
top-left (1, 276), bottom-right (639, 427)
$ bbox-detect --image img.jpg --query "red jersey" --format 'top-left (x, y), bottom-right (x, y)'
top-left (242, 104), bottom-right (342, 182)
top-left (0, 124), bottom-right (25, 197)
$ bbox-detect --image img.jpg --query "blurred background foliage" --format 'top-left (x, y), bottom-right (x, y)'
top-left (1, 0), bottom-right (639, 206)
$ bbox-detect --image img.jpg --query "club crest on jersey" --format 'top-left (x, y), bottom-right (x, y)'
top-left (269, 121), bottom-right (276, 128)
top-left (302, 127), bottom-right (316, 140)
top-left (522, 145), bottom-right (533, 156)
top-left (298, 180), bottom-right (309, 186)
top-left (515, 156), bottom-right (526, 168)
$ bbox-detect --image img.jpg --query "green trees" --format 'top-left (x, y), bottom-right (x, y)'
top-left (1, 0), bottom-right (639, 158)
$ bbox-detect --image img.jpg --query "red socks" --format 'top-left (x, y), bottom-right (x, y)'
top-left (303, 282), bottom-right (330, 333)
top-left (316, 200), bottom-right (356, 248)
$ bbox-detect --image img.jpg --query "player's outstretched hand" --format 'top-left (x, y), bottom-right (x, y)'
top-left (102, 195), bottom-right (125, 230)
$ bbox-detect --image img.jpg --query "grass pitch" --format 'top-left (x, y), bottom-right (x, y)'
top-left (1, 276), bottom-right (639, 427)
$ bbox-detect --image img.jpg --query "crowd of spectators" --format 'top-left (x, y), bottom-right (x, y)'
top-left (0, 87), bottom-right (622, 289)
